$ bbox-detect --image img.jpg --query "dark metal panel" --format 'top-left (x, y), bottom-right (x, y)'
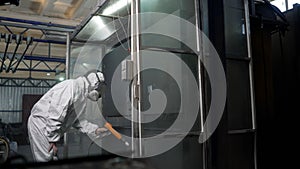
top-left (224, 7), bottom-right (248, 58)
top-left (228, 133), bottom-right (255, 169)
top-left (226, 59), bottom-right (252, 130)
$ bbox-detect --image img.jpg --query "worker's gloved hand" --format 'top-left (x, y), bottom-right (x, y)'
top-left (95, 127), bottom-right (111, 138)
top-left (48, 142), bottom-right (58, 158)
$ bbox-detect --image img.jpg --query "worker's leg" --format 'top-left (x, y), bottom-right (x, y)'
top-left (28, 116), bottom-right (53, 162)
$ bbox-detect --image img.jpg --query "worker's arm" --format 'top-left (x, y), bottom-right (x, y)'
top-left (73, 119), bottom-right (99, 136)
top-left (73, 119), bottom-right (110, 138)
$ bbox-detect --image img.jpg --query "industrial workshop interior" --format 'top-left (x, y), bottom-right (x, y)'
top-left (0, 0), bottom-right (298, 168)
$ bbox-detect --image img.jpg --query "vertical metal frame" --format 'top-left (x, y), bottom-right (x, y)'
top-left (194, 0), bottom-right (205, 135)
top-left (195, 0), bottom-right (207, 169)
top-left (244, 0), bottom-right (256, 131)
top-left (244, 0), bottom-right (257, 169)
top-left (63, 32), bottom-right (71, 158)
top-left (131, 0), bottom-right (142, 158)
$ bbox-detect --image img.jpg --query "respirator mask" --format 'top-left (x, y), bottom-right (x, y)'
top-left (84, 71), bottom-right (106, 101)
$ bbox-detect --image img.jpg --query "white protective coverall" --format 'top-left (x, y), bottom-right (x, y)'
top-left (28, 72), bottom-right (104, 162)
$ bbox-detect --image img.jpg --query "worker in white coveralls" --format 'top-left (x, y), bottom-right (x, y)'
top-left (28, 70), bottom-right (108, 162)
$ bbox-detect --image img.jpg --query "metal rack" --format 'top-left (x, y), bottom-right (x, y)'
top-left (0, 15), bottom-right (74, 86)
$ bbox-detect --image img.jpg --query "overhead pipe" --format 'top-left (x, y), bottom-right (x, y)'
top-left (33, 38), bottom-right (66, 45)
top-left (6, 34), bottom-right (22, 72)
top-left (0, 33), bottom-right (66, 44)
top-left (16, 68), bottom-right (58, 73)
top-left (0, 53), bottom-right (66, 63)
top-left (12, 36), bottom-right (33, 73)
top-left (0, 21), bottom-right (74, 33)
top-left (0, 34), bottom-right (12, 72)
top-left (0, 16), bottom-right (76, 30)
top-left (23, 55), bottom-right (65, 63)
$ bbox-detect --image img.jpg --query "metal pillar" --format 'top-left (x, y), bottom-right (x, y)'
top-left (131, 0), bottom-right (142, 158)
top-left (63, 32), bottom-right (71, 159)
top-left (244, 0), bottom-right (257, 169)
top-left (194, 0), bottom-right (207, 169)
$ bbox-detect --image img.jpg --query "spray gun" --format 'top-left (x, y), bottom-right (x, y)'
top-left (104, 122), bottom-right (130, 147)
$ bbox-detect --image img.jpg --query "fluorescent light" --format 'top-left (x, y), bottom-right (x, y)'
top-left (102, 0), bottom-right (131, 15)
top-left (59, 77), bottom-right (65, 81)
top-left (46, 73), bottom-right (51, 76)
top-left (91, 16), bottom-right (105, 29)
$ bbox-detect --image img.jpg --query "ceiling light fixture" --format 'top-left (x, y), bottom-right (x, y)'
top-left (59, 77), bottom-right (65, 81)
top-left (102, 0), bottom-right (131, 16)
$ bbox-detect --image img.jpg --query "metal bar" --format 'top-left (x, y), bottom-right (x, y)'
top-left (244, 0), bottom-right (256, 132)
top-left (19, 79), bottom-right (26, 86)
top-left (63, 32), bottom-right (71, 159)
top-left (0, 83), bottom-right (55, 88)
top-left (131, 0), bottom-right (142, 158)
top-left (228, 129), bottom-right (256, 134)
top-left (29, 60), bottom-right (32, 78)
top-left (16, 68), bottom-right (58, 73)
top-left (54, 63), bottom-right (63, 70)
top-left (244, 1), bottom-right (257, 169)
top-left (226, 56), bottom-right (251, 61)
top-left (197, 2), bottom-right (208, 169)
top-left (28, 79), bottom-right (35, 86)
top-left (42, 61), bottom-right (53, 71)
top-left (20, 28), bottom-right (29, 35)
top-left (194, 1), bottom-right (207, 169)
top-left (285, 0), bottom-right (288, 11)
top-left (23, 55), bottom-right (65, 63)
top-left (0, 78), bottom-right (9, 85)
top-left (194, 0), bottom-right (204, 134)
top-left (43, 80), bottom-right (51, 87)
top-left (1, 33), bottom-right (66, 44)
top-left (4, 25), bottom-right (13, 34)
top-left (6, 36), bottom-right (21, 72)
top-left (136, 0), bottom-right (142, 157)
top-left (254, 132), bottom-right (257, 169)
top-left (12, 44), bottom-right (31, 73)
top-left (10, 79), bottom-right (19, 86)
top-left (48, 43), bottom-right (51, 57)
top-left (0, 22), bottom-right (74, 33)
top-left (20, 59), bottom-right (30, 69)
top-left (0, 16), bottom-right (76, 29)
top-left (0, 35), bottom-right (11, 72)
top-left (33, 38), bottom-right (66, 45)
top-left (0, 77), bottom-right (59, 81)
top-left (31, 59), bottom-right (42, 70)
top-left (140, 46), bottom-right (194, 54)
top-left (35, 80), bottom-right (42, 87)
top-left (65, 33), bottom-right (71, 79)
